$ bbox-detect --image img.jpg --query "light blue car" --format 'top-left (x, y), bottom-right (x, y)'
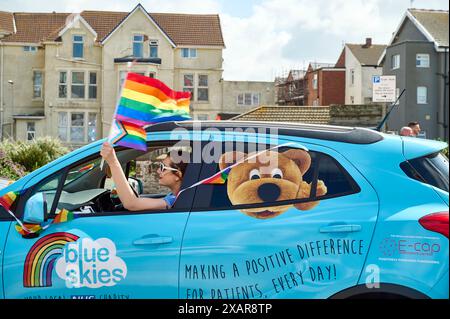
top-left (0, 121), bottom-right (448, 299)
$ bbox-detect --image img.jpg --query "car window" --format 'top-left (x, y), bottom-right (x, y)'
top-left (401, 152), bottom-right (449, 192)
top-left (193, 143), bottom-right (359, 211)
top-left (51, 142), bottom-right (196, 215)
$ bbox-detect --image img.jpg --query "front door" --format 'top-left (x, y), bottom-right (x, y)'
top-left (3, 143), bottom-right (200, 299)
top-left (179, 140), bottom-right (379, 299)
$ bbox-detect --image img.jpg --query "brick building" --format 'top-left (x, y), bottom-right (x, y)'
top-left (305, 62), bottom-right (345, 106)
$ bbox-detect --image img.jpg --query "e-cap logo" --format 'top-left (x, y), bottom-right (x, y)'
top-left (55, 238), bottom-right (127, 288)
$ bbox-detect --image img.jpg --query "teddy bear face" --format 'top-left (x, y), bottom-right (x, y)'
top-left (221, 150), bottom-right (310, 219)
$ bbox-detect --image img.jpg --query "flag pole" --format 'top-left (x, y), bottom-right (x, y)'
top-left (100, 59), bottom-right (136, 170)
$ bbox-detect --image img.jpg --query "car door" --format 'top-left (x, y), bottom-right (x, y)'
top-left (0, 209), bottom-right (13, 299)
top-left (3, 143), bottom-right (200, 299)
top-left (179, 139), bottom-right (379, 299)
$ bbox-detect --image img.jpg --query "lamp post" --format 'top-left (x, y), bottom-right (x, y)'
top-left (7, 80), bottom-right (14, 139)
top-left (3, 80), bottom-right (14, 141)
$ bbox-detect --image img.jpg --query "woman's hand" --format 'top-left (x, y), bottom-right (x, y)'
top-left (100, 142), bottom-right (118, 165)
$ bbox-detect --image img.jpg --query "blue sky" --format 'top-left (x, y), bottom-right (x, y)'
top-left (1, 0), bottom-right (448, 81)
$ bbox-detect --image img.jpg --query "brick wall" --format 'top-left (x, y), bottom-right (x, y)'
top-left (320, 70), bottom-right (345, 106)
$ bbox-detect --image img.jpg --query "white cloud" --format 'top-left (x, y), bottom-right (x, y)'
top-left (1, 0), bottom-right (448, 81)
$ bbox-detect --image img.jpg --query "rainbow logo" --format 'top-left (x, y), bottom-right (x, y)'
top-left (23, 232), bottom-right (80, 288)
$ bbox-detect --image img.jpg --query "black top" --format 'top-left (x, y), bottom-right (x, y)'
top-left (145, 121), bottom-right (384, 145)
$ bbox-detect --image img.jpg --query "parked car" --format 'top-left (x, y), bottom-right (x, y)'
top-left (0, 121), bottom-right (448, 299)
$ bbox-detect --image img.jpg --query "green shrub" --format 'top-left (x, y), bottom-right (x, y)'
top-left (0, 148), bottom-right (27, 180)
top-left (0, 137), bottom-right (69, 178)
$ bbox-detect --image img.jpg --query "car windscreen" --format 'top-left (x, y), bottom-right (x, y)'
top-left (400, 152), bottom-right (449, 192)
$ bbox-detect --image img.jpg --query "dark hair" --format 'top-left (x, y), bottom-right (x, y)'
top-left (167, 150), bottom-right (189, 177)
top-left (408, 121), bottom-right (419, 127)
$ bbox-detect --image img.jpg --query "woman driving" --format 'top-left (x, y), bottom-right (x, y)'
top-left (100, 142), bottom-right (187, 211)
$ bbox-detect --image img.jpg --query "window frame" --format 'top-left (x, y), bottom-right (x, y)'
top-left (88, 71), bottom-right (97, 99)
top-left (70, 71), bottom-right (86, 99)
top-left (197, 74), bottom-right (209, 102)
top-left (391, 54), bottom-right (400, 70)
top-left (183, 73), bottom-right (195, 101)
top-left (181, 48), bottom-right (197, 59)
top-left (190, 143), bottom-right (361, 212)
top-left (72, 35), bottom-right (84, 59)
top-left (313, 73), bottom-right (318, 89)
top-left (416, 53), bottom-right (430, 68)
top-left (417, 86), bottom-right (428, 104)
top-left (133, 34), bottom-right (144, 58)
top-left (149, 40), bottom-right (158, 58)
top-left (27, 121), bottom-right (36, 141)
top-left (32, 70), bottom-right (43, 99)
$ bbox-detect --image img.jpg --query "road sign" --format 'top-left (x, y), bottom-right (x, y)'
top-left (372, 75), bottom-right (396, 102)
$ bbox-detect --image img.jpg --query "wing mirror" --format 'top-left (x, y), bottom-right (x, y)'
top-left (23, 192), bottom-right (47, 224)
top-left (128, 177), bottom-right (143, 195)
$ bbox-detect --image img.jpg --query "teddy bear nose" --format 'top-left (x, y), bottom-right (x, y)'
top-left (257, 183), bottom-right (281, 202)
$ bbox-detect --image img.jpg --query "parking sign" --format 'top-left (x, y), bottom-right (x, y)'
top-left (372, 75), bottom-right (396, 102)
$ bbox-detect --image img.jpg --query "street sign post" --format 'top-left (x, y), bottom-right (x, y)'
top-left (373, 75), bottom-right (396, 102)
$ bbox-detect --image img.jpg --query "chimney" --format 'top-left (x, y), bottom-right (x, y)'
top-left (363, 38), bottom-right (372, 48)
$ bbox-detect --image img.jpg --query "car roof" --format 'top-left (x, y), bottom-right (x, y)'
top-left (146, 120), bottom-right (384, 145)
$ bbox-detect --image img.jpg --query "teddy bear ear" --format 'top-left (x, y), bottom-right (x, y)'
top-left (219, 151), bottom-right (247, 170)
top-left (282, 149), bottom-right (311, 174)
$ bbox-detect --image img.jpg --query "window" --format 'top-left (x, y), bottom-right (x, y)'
top-left (71, 71), bottom-right (85, 99)
top-left (70, 113), bottom-right (85, 143)
top-left (181, 48), bottom-right (197, 58)
top-left (416, 54), bottom-right (430, 68)
top-left (58, 112), bottom-right (68, 142)
top-left (350, 69), bottom-right (355, 86)
top-left (43, 142), bottom-right (196, 215)
top-left (59, 72), bottom-right (67, 98)
top-left (88, 113), bottom-right (97, 142)
top-left (391, 54), bottom-right (400, 70)
top-left (417, 86), bottom-right (427, 104)
top-left (73, 35), bottom-right (84, 59)
top-left (313, 74), bottom-right (318, 89)
top-left (193, 144), bottom-right (359, 211)
top-left (33, 71), bottom-right (43, 99)
top-left (237, 93), bottom-right (260, 106)
top-left (149, 40), bottom-right (158, 58)
top-left (237, 94), bottom-right (244, 105)
top-left (27, 122), bottom-right (35, 141)
top-left (197, 74), bottom-right (208, 102)
top-left (23, 46), bottom-right (37, 52)
top-left (89, 72), bottom-right (97, 99)
top-left (183, 74), bottom-right (194, 100)
top-left (252, 93), bottom-right (260, 106)
top-left (133, 35), bottom-right (144, 58)
top-left (401, 152), bottom-right (449, 192)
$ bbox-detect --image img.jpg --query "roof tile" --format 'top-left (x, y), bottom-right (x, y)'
top-left (1, 9), bottom-right (225, 47)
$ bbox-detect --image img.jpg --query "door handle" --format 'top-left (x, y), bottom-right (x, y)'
top-left (319, 224), bottom-right (362, 233)
top-left (133, 235), bottom-right (173, 246)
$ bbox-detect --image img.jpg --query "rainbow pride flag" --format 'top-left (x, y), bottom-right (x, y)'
top-left (109, 119), bottom-right (147, 151)
top-left (201, 166), bottom-right (232, 185)
top-left (116, 73), bottom-right (191, 126)
top-left (53, 208), bottom-right (78, 223)
top-left (109, 72), bottom-right (191, 151)
top-left (0, 191), bottom-right (18, 210)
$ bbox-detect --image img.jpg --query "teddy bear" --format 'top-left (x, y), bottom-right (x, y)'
top-left (218, 149), bottom-right (327, 219)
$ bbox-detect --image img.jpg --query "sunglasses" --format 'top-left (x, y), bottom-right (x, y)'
top-left (154, 162), bottom-right (180, 173)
